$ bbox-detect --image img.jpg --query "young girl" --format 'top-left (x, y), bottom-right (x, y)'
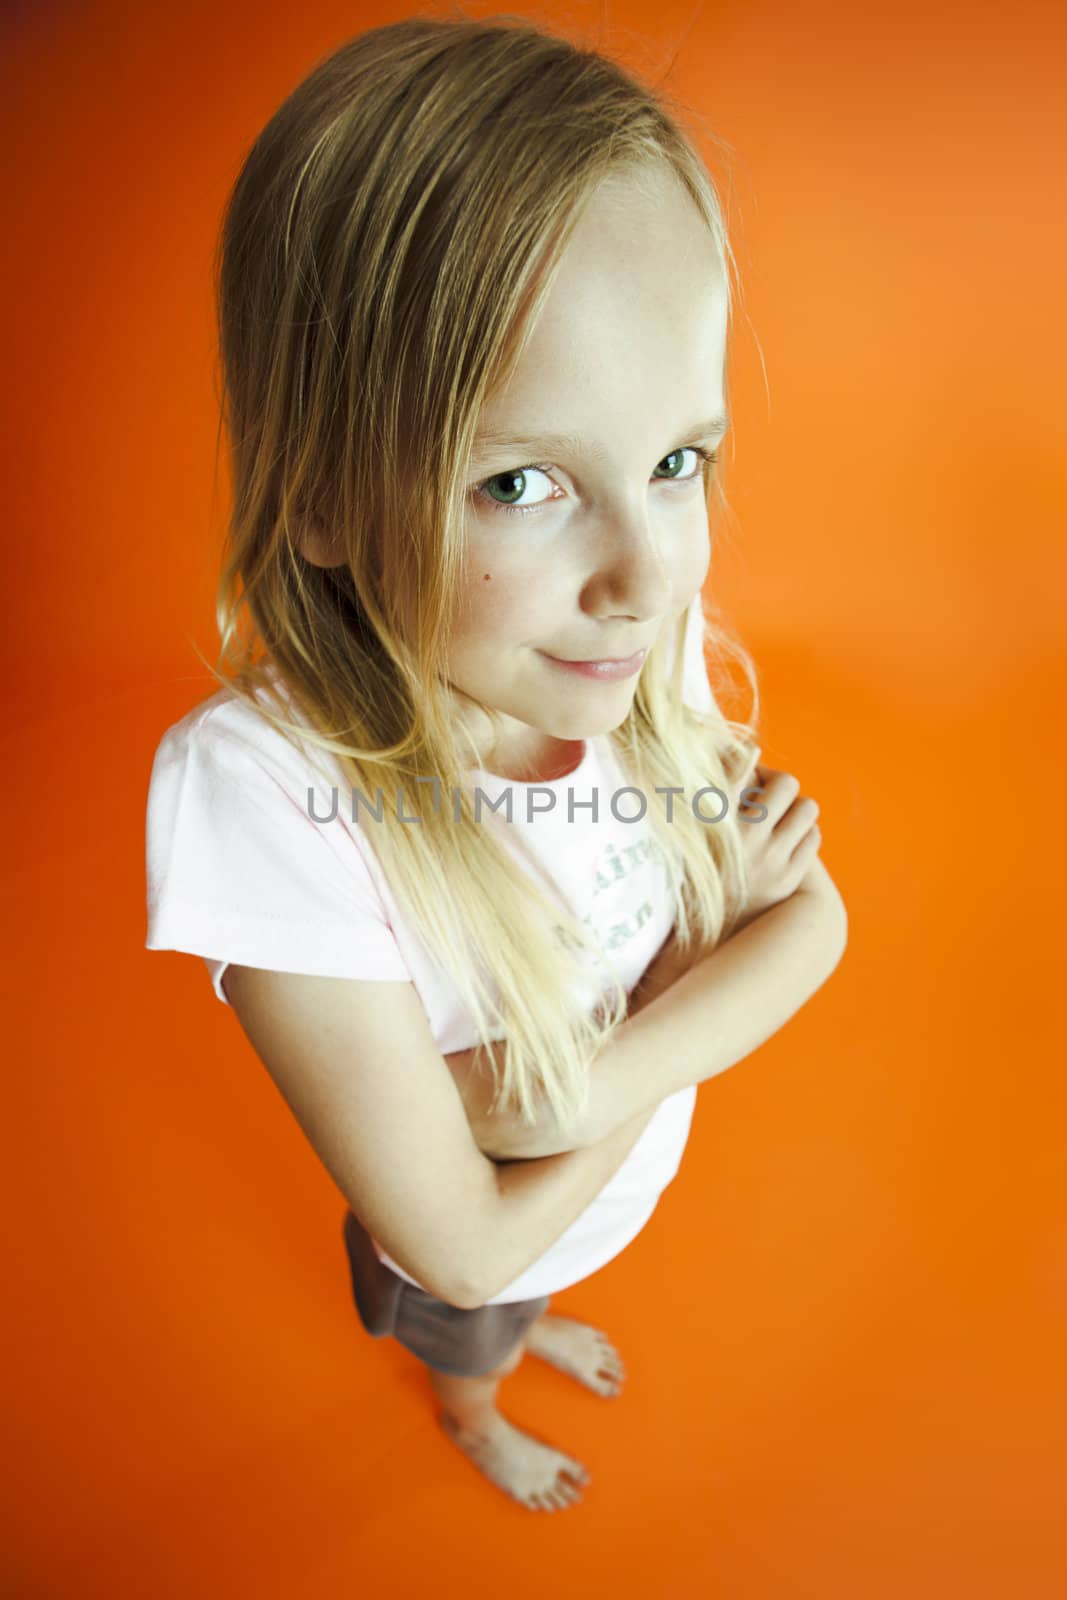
top-left (145, 16), bottom-right (847, 1514)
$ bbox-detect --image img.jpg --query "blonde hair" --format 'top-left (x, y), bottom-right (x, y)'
top-left (199, 10), bottom-right (761, 1138)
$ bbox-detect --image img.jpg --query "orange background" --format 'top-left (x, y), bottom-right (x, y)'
top-left (5, 0), bottom-right (1066, 1593)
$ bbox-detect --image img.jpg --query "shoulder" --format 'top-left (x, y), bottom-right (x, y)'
top-left (149, 670), bottom-right (342, 803)
top-left (145, 669), bottom-right (379, 893)
top-left (145, 670), bottom-right (409, 980)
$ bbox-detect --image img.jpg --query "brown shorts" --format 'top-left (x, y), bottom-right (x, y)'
top-left (342, 1208), bottom-right (550, 1378)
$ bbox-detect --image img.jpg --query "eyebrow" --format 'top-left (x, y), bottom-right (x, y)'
top-left (470, 412), bottom-right (731, 465)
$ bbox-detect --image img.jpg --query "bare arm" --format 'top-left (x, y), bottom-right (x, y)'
top-left (476, 1100), bottom-right (664, 1303)
top-left (219, 857), bottom-right (842, 1310)
top-left (221, 961), bottom-right (671, 1311)
top-left (450, 855), bottom-right (847, 1159)
top-left (572, 857), bottom-right (846, 1148)
top-left (468, 863), bottom-right (844, 1298)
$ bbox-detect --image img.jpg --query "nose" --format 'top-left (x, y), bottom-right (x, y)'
top-left (580, 506), bottom-right (676, 622)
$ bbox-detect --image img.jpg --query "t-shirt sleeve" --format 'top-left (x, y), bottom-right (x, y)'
top-left (679, 589), bottom-right (715, 713)
top-left (145, 706), bottom-right (412, 1006)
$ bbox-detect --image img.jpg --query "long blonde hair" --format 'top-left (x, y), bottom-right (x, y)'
top-left (199, 11), bottom-right (761, 1138)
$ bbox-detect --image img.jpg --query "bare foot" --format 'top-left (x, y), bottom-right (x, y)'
top-left (437, 1409), bottom-right (590, 1512)
top-left (523, 1312), bottom-right (627, 1397)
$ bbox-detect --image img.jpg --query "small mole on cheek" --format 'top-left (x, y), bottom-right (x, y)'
top-left (483, 573), bottom-right (491, 581)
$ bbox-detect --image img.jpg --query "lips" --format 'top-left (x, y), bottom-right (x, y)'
top-left (553, 647), bottom-right (648, 664)
top-left (541, 648), bottom-right (648, 680)
top-left (560, 654), bottom-right (642, 665)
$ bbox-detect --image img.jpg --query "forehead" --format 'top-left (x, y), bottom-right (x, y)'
top-left (475, 289), bottom-right (728, 463)
top-left (470, 410), bottom-right (730, 468)
top-left (463, 167), bottom-right (730, 479)
top-left (544, 171), bottom-right (724, 316)
top-left (482, 170), bottom-right (728, 419)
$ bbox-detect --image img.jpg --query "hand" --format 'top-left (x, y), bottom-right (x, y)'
top-left (626, 749), bottom-right (825, 1011)
top-left (734, 761), bottom-right (822, 932)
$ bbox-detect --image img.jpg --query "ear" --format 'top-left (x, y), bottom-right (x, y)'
top-left (297, 517), bottom-right (347, 569)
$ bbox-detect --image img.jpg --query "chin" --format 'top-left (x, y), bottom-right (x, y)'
top-left (552, 703), bottom-right (635, 740)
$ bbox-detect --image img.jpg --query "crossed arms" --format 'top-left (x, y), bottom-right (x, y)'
top-left (444, 855), bottom-right (847, 1162)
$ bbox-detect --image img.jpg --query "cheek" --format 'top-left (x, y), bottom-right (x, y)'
top-left (459, 514), bottom-right (565, 625)
top-left (449, 568), bottom-right (537, 648)
top-left (677, 523), bottom-right (711, 595)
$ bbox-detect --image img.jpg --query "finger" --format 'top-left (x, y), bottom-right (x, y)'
top-left (776, 794), bottom-right (819, 848)
top-left (788, 819), bottom-right (821, 862)
top-left (727, 743), bottom-right (761, 792)
top-left (758, 770), bottom-right (802, 824)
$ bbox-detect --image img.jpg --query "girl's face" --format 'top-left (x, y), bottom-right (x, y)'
top-left (444, 166), bottom-right (730, 780)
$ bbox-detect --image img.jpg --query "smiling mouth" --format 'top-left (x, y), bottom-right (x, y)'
top-left (540, 648), bottom-right (648, 679)
top-left (559, 654), bottom-right (643, 664)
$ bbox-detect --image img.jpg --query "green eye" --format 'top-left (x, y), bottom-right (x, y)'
top-left (474, 446), bottom-right (718, 520)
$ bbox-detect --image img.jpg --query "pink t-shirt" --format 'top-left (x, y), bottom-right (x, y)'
top-left (145, 593), bottom-right (716, 1303)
